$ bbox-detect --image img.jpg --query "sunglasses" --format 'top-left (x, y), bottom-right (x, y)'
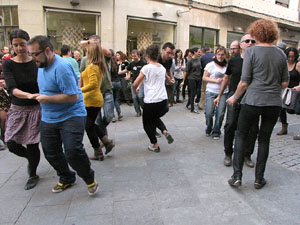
top-left (243, 39), bottom-right (256, 44)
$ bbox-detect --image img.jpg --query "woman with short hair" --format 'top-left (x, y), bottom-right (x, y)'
top-left (227, 19), bottom-right (289, 189)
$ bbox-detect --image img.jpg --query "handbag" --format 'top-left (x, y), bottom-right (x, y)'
top-left (281, 88), bottom-right (298, 111)
top-left (294, 92), bottom-right (300, 115)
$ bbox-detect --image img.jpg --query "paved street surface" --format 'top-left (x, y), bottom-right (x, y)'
top-left (1, 103), bottom-right (300, 225)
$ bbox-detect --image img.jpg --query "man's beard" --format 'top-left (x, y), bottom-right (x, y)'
top-left (39, 54), bottom-right (48, 68)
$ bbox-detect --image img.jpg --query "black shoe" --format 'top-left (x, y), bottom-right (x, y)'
top-left (126, 101), bottom-right (133, 106)
top-left (104, 140), bottom-right (115, 155)
top-left (176, 100), bottom-right (183, 103)
top-left (228, 176), bottom-right (242, 187)
top-left (224, 155), bottom-right (232, 167)
top-left (165, 133), bottom-right (174, 144)
top-left (254, 178), bottom-right (266, 189)
top-left (24, 175), bottom-right (39, 190)
top-left (244, 157), bottom-right (255, 168)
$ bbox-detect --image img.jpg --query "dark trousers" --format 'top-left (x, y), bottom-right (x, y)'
top-left (86, 107), bottom-right (100, 149)
top-left (40, 116), bottom-right (94, 185)
top-left (224, 95), bottom-right (258, 157)
top-left (143, 99), bottom-right (169, 144)
top-left (174, 78), bottom-right (183, 102)
top-left (95, 109), bottom-right (107, 139)
top-left (7, 141), bottom-right (40, 177)
top-left (187, 79), bottom-right (201, 111)
top-left (182, 79), bottom-right (188, 99)
top-left (232, 104), bottom-right (281, 179)
top-left (120, 78), bottom-right (131, 102)
top-left (279, 108), bottom-right (287, 124)
top-left (166, 84), bottom-right (175, 104)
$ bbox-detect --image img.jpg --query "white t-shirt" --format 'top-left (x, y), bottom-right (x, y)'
top-left (141, 63), bottom-right (168, 103)
top-left (204, 61), bottom-right (228, 94)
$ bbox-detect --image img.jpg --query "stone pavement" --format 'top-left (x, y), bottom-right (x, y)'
top-left (0, 103), bottom-right (300, 225)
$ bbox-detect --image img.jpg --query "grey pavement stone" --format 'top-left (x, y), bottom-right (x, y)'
top-left (16, 205), bottom-right (69, 225)
top-left (1, 103), bottom-right (300, 225)
top-left (64, 214), bottom-right (113, 225)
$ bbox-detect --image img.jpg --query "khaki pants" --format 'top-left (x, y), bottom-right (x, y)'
top-left (199, 81), bottom-right (207, 109)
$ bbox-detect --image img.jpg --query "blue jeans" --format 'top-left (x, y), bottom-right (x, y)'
top-left (102, 89), bottom-right (114, 125)
top-left (131, 84), bottom-right (144, 114)
top-left (205, 91), bottom-right (227, 137)
top-left (112, 81), bottom-right (121, 116)
top-left (40, 116), bottom-right (94, 185)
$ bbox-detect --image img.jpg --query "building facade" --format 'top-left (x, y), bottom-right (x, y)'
top-left (1, 0), bottom-right (300, 54)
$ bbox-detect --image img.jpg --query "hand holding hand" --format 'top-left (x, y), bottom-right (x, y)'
top-left (35, 94), bottom-right (49, 103)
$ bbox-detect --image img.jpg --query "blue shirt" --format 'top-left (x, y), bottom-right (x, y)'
top-left (37, 55), bottom-right (86, 123)
top-left (62, 56), bottom-right (81, 79)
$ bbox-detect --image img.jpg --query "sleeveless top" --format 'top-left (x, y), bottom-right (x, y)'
top-left (288, 63), bottom-right (300, 88)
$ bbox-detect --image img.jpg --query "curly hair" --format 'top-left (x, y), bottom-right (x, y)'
top-left (116, 51), bottom-right (127, 61)
top-left (248, 19), bottom-right (279, 44)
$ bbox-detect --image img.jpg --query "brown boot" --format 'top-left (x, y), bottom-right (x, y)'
top-left (276, 123), bottom-right (288, 135)
top-left (89, 147), bottom-right (104, 161)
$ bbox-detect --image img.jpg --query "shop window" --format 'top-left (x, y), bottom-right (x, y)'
top-left (276, 0), bottom-right (289, 8)
top-left (189, 26), bottom-right (218, 51)
top-left (127, 18), bottom-right (175, 56)
top-left (45, 9), bottom-right (99, 55)
top-left (227, 32), bottom-right (243, 48)
top-left (0, 6), bottom-right (19, 47)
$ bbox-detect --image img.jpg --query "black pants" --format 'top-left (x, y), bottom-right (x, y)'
top-left (40, 116), bottom-right (94, 185)
top-left (143, 100), bottom-right (169, 144)
top-left (187, 79), bottom-right (201, 111)
top-left (7, 141), bottom-right (40, 177)
top-left (95, 109), bottom-right (107, 139)
top-left (175, 78), bottom-right (183, 102)
top-left (224, 95), bottom-right (258, 157)
top-left (278, 108), bottom-right (287, 124)
top-left (182, 79), bottom-right (188, 99)
top-left (232, 104), bottom-right (281, 180)
top-left (86, 107), bottom-right (100, 149)
top-left (120, 78), bottom-right (132, 102)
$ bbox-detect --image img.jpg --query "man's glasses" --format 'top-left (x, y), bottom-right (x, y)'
top-left (243, 39), bottom-right (256, 44)
top-left (28, 50), bottom-right (44, 57)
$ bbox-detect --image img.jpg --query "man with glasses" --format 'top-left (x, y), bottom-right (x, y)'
top-left (28, 36), bottom-right (99, 196)
top-left (214, 34), bottom-right (257, 167)
top-left (229, 40), bottom-right (240, 58)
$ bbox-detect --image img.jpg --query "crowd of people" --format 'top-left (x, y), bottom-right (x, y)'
top-left (0, 18), bottom-right (299, 195)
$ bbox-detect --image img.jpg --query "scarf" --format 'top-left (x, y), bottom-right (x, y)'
top-left (214, 58), bottom-right (227, 67)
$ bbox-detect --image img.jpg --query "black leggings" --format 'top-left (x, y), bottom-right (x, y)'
top-left (7, 141), bottom-right (40, 177)
top-left (143, 100), bottom-right (169, 144)
top-left (85, 107), bottom-right (101, 148)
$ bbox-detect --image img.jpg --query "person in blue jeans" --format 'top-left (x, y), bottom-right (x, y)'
top-left (203, 46), bottom-right (228, 139)
top-left (28, 35), bottom-right (99, 196)
top-left (110, 50), bottom-right (123, 122)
